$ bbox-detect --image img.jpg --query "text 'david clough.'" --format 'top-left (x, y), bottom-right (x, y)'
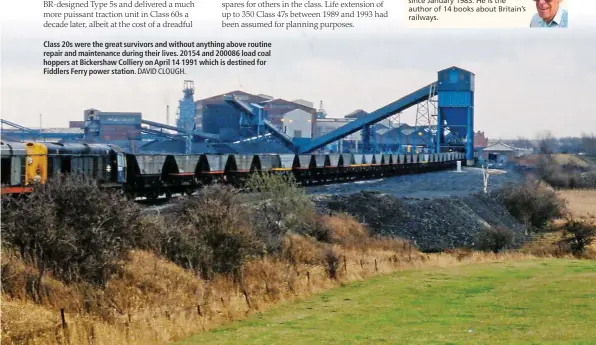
top-left (406, 0), bottom-right (536, 28)
top-left (42, 40), bottom-right (274, 77)
top-left (221, 0), bottom-right (389, 31)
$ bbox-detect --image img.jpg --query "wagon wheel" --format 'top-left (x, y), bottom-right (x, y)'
top-left (147, 192), bottom-right (159, 201)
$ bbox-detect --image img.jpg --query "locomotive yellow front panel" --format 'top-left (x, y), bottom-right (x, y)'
top-left (25, 142), bottom-right (48, 184)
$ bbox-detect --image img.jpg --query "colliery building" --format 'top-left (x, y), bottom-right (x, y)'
top-left (195, 91), bottom-right (317, 141)
top-left (194, 90), bottom-right (434, 152)
top-left (4, 89), bottom-right (437, 155)
top-left (69, 109), bottom-right (143, 142)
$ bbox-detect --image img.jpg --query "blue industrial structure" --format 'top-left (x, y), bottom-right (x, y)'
top-left (0, 119), bottom-right (84, 141)
top-left (176, 80), bottom-right (197, 133)
top-left (1, 66), bottom-right (475, 162)
top-left (297, 83), bottom-right (435, 154)
top-left (224, 95), bottom-right (299, 153)
top-left (83, 109), bottom-right (142, 141)
top-left (203, 103), bottom-right (243, 140)
top-left (435, 67), bottom-right (475, 165)
top-left (296, 66), bottom-right (473, 157)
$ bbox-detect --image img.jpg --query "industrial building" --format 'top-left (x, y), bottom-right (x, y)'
top-left (480, 142), bottom-right (516, 164)
top-left (195, 90), bottom-right (269, 133)
top-left (194, 91), bottom-right (317, 141)
top-left (196, 92), bottom-right (317, 139)
top-left (81, 109), bottom-right (143, 142)
top-left (474, 131), bottom-right (489, 148)
top-left (281, 109), bottom-right (313, 139)
top-left (260, 98), bottom-right (316, 132)
top-left (1, 66), bottom-right (478, 164)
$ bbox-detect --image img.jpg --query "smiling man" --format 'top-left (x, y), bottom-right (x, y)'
top-left (530, 0), bottom-right (568, 28)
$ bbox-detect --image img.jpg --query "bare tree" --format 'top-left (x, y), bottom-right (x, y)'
top-left (580, 132), bottom-right (596, 156)
top-left (537, 131), bottom-right (558, 155)
top-left (514, 136), bottom-right (535, 150)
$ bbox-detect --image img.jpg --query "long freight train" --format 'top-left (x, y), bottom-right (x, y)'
top-left (1, 141), bottom-right (466, 199)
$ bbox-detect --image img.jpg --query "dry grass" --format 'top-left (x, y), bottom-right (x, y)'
top-left (557, 189), bottom-right (596, 253)
top-left (517, 154), bottom-right (591, 168)
top-left (551, 154), bottom-right (592, 167)
top-left (518, 188), bottom-right (596, 256)
top-left (557, 189), bottom-right (596, 222)
top-left (325, 213), bottom-right (415, 253)
top-left (0, 216), bottom-right (547, 345)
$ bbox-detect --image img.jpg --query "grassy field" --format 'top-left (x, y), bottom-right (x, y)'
top-left (174, 259), bottom-right (596, 345)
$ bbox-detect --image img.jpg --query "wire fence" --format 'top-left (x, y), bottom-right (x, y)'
top-left (5, 253), bottom-right (418, 345)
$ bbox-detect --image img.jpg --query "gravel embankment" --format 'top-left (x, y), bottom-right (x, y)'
top-left (313, 191), bottom-right (528, 252)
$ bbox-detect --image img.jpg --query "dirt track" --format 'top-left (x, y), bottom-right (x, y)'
top-left (306, 167), bottom-right (524, 199)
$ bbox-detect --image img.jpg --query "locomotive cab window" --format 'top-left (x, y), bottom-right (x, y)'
top-left (1, 157), bottom-right (11, 185)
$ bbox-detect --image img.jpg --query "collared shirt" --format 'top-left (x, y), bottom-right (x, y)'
top-left (530, 7), bottom-right (568, 28)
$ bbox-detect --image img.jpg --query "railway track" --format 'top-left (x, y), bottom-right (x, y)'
top-left (136, 157), bottom-right (468, 214)
top-left (1, 141), bottom-right (468, 204)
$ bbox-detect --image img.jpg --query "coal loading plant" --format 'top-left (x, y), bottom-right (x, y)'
top-left (1, 66), bottom-right (477, 164)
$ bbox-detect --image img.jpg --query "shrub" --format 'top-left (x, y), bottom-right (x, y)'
top-left (535, 153), bottom-right (596, 189)
top-left (325, 249), bottom-right (340, 280)
top-left (477, 227), bottom-right (515, 253)
top-left (496, 180), bottom-right (567, 231)
top-left (160, 184), bottom-right (263, 280)
top-left (559, 219), bottom-right (596, 255)
top-left (244, 173), bottom-right (323, 251)
top-left (280, 234), bottom-right (326, 266)
top-left (1, 174), bottom-right (147, 285)
top-left (296, 212), bottom-right (334, 243)
top-left (541, 171), bottom-right (596, 189)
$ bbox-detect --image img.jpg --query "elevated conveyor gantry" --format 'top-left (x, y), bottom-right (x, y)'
top-left (298, 66), bottom-right (475, 163)
top-left (297, 83), bottom-right (436, 154)
top-left (0, 119), bottom-right (84, 141)
top-left (141, 119), bottom-right (223, 154)
top-left (140, 119), bottom-right (221, 141)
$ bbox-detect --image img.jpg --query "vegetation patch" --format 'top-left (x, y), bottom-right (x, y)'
top-left (495, 179), bottom-right (567, 231)
top-left (2, 173), bottom-right (593, 345)
top-left (174, 260), bottom-right (596, 345)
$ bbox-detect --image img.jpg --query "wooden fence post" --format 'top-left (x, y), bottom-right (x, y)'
top-left (60, 308), bottom-right (67, 329)
top-left (243, 290), bottom-right (252, 309)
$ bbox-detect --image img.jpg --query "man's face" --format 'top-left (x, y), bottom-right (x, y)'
top-left (535, 0), bottom-right (561, 20)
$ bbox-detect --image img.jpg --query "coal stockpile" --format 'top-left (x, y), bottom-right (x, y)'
top-left (314, 191), bottom-right (528, 252)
